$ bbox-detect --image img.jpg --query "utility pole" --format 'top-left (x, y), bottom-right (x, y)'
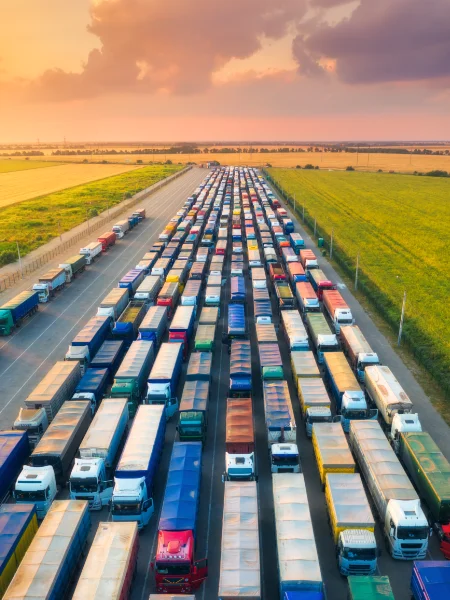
top-left (330, 229), bottom-right (333, 260)
top-left (355, 254), bottom-right (359, 290)
top-left (86, 208), bottom-right (90, 233)
top-left (16, 242), bottom-right (23, 278)
top-left (58, 220), bottom-right (62, 242)
top-left (397, 290), bottom-right (407, 346)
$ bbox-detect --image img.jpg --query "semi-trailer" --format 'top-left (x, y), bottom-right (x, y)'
top-left (97, 288), bottom-right (129, 321)
top-left (32, 268), bottom-right (66, 302)
top-left (349, 420), bottom-right (429, 559)
top-left (281, 310), bottom-right (309, 350)
top-left (138, 305), bottom-right (168, 347)
top-left (189, 261), bottom-right (206, 280)
top-left (79, 241), bottom-right (102, 265)
top-left (199, 307), bottom-right (219, 326)
top-left (295, 282), bottom-right (320, 316)
top-left (72, 521), bottom-right (138, 600)
top-left (156, 282), bottom-right (180, 319)
top-left (69, 398), bottom-right (129, 510)
top-left (322, 289), bottom-right (354, 333)
top-left (154, 442), bottom-right (206, 593)
top-left (194, 324), bottom-right (216, 352)
top-left (136, 258), bottom-right (156, 275)
top-left (218, 482), bottom-right (260, 600)
top-left (89, 340), bottom-right (125, 382)
top-left (291, 350), bottom-right (320, 381)
top-left (112, 301), bottom-right (147, 344)
top-left (71, 368), bottom-right (109, 414)
top-left (147, 342), bottom-right (183, 418)
top-left (253, 299), bottom-right (272, 325)
top-left (97, 231), bottom-right (116, 252)
top-left (13, 408), bottom-right (49, 450)
top-left (287, 262), bottom-right (307, 286)
top-left (29, 400), bottom-right (92, 485)
top-left (229, 340), bottom-right (252, 398)
top-left (25, 361), bottom-right (81, 423)
top-left (0, 505), bottom-right (38, 597)
top-left (112, 405), bottom-right (165, 529)
top-left (178, 381), bottom-right (210, 443)
top-left (58, 254), bottom-right (87, 283)
top-left (0, 291), bottom-right (39, 336)
top-left (410, 561), bottom-right (450, 600)
top-left (112, 219), bottom-right (130, 238)
top-left (324, 352), bottom-right (377, 432)
top-left (227, 303), bottom-right (247, 340)
top-left (312, 422), bottom-right (355, 487)
top-left (268, 263), bottom-right (286, 282)
top-left (348, 576), bottom-right (395, 600)
top-left (273, 473), bottom-right (323, 599)
top-left (340, 325), bottom-right (380, 382)
top-left (110, 340), bottom-right (155, 417)
top-left (223, 398), bottom-right (255, 481)
top-left (297, 378), bottom-right (332, 437)
top-left (305, 313), bottom-right (339, 363)
top-left (299, 249), bottom-right (318, 271)
top-left (365, 365), bottom-right (414, 428)
top-left (230, 276), bottom-right (246, 303)
top-left (133, 208), bottom-right (146, 221)
top-left (289, 232), bottom-right (305, 253)
top-left (65, 315), bottom-right (112, 372)
top-left (274, 280), bottom-right (296, 310)
top-left (255, 322), bottom-right (278, 344)
top-left (0, 431), bottom-right (30, 503)
top-left (309, 269), bottom-right (335, 301)
top-left (119, 269), bottom-right (146, 294)
top-left (169, 305), bottom-right (196, 359)
top-left (259, 343), bottom-right (283, 380)
top-left (325, 473), bottom-right (377, 575)
top-left (186, 352), bottom-right (212, 383)
top-left (181, 280), bottom-right (202, 308)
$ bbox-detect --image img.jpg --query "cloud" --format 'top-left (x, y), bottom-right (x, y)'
top-left (298, 0), bottom-right (450, 85)
top-left (30, 0), bottom-right (307, 101)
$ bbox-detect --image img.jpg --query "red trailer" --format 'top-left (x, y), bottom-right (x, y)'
top-left (268, 263), bottom-right (286, 282)
top-left (97, 231), bottom-right (116, 252)
top-left (226, 398), bottom-right (254, 455)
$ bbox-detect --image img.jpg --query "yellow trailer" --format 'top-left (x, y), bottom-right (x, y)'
top-left (291, 351), bottom-right (320, 381)
top-left (312, 422), bottom-right (355, 485)
top-left (298, 377), bottom-right (331, 416)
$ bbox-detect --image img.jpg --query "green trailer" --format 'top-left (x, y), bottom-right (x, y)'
top-left (348, 576), bottom-right (395, 600)
top-left (399, 431), bottom-right (450, 526)
top-left (59, 254), bottom-right (87, 282)
top-left (194, 324), bottom-right (216, 352)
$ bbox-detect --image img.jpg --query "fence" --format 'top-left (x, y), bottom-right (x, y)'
top-left (0, 166), bottom-right (192, 293)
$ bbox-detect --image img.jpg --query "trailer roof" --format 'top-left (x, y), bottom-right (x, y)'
top-left (195, 324), bottom-right (216, 343)
top-left (259, 343), bottom-right (282, 368)
top-left (226, 399), bottom-right (254, 445)
top-left (340, 325), bottom-right (373, 355)
top-left (186, 352), bottom-right (212, 381)
top-left (230, 340), bottom-right (251, 377)
top-left (139, 306), bottom-right (168, 332)
top-left (198, 307), bottom-right (219, 325)
top-left (326, 473), bottom-right (375, 530)
top-left (255, 322), bottom-right (277, 343)
top-left (149, 343), bottom-right (182, 380)
top-left (100, 287), bottom-right (128, 306)
top-left (313, 423), bottom-right (355, 470)
top-left (291, 352), bottom-right (320, 378)
top-left (365, 365), bottom-right (413, 409)
top-left (115, 340), bottom-right (153, 379)
top-left (281, 310), bottom-right (307, 337)
top-left (72, 316), bottom-right (110, 345)
top-left (170, 306), bottom-right (195, 331)
top-left (80, 398), bottom-right (128, 455)
top-left (347, 576), bottom-right (395, 600)
top-left (180, 381), bottom-right (210, 413)
top-left (298, 378), bottom-right (330, 407)
top-left (116, 405), bottom-right (164, 474)
top-left (323, 352), bottom-right (361, 393)
top-left (0, 290), bottom-right (37, 310)
top-left (136, 276), bottom-right (161, 294)
top-left (0, 504), bottom-right (37, 576)
top-left (25, 361), bottom-right (80, 404)
top-left (263, 381), bottom-right (295, 431)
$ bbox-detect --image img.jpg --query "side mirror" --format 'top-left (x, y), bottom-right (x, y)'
top-left (150, 562), bottom-right (154, 571)
top-left (390, 527), bottom-right (395, 538)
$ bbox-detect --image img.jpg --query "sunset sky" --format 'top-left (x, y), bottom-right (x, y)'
top-left (1, 0), bottom-right (449, 142)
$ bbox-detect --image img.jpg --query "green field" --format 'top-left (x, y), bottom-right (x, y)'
top-left (0, 159), bottom-right (59, 173)
top-left (0, 164), bottom-right (182, 265)
top-left (267, 168), bottom-right (450, 400)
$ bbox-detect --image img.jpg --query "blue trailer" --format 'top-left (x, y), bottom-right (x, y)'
top-left (169, 306), bottom-right (196, 360)
top-left (0, 291), bottom-right (39, 336)
top-left (411, 561), bottom-right (450, 600)
top-left (284, 593), bottom-right (324, 600)
top-left (0, 431), bottom-right (30, 503)
top-left (147, 343), bottom-right (183, 418)
top-left (118, 269), bottom-right (146, 294)
top-left (253, 299), bottom-right (273, 324)
top-left (227, 304), bottom-right (247, 340)
top-left (229, 340), bottom-right (252, 397)
top-left (230, 276), bottom-right (246, 303)
top-left (138, 305), bottom-right (168, 346)
top-left (283, 219), bottom-right (295, 234)
top-left (90, 340), bottom-right (125, 381)
top-left (112, 405), bottom-right (165, 529)
top-left (289, 233), bottom-right (305, 254)
top-left (65, 315), bottom-right (112, 371)
top-left (72, 368), bottom-right (109, 413)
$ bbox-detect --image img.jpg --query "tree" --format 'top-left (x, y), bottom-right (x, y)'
top-left (346, 166), bottom-right (355, 171)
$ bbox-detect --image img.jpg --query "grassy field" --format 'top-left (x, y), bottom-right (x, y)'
top-left (0, 159), bottom-right (60, 173)
top-left (0, 164), bottom-right (182, 265)
top-left (0, 163), bottom-right (142, 208)
top-left (267, 168), bottom-right (450, 401)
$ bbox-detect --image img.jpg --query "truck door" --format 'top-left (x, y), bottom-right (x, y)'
top-left (166, 397), bottom-right (178, 419)
top-left (192, 558), bottom-right (208, 588)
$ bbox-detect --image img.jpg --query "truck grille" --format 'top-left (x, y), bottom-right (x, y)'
top-left (401, 543), bottom-right (422, 549)
top-left (348, 565), bottom-right (372, 574)
top-left (277, 467), bottom-right (294, 473)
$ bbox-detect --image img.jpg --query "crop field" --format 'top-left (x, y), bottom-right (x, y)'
top-left (0, 163), bottom-right (142, 208)
top-left (0, 164), bottom-right (182, 265)
top-left (267, 167), bottom-right (450, 400)
top-left (0, 159), bottom-right (60, 173)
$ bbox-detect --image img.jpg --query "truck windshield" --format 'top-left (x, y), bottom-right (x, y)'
top-left (70, 477), bottom-right (98, 493)
top-left (309, 416), bottom-right (332, 423)
top-left (112, 501), bottom-right (141, 515)
top-left (15, 488), bottom-right (47, 501)
top-left (0, 318), bottom-right (9, 326)
top-left (318, 344), bottom-right (337, 352)
top-left (179, 426), bottom-right (202, 435)
top-left (342, 409), bottom-right (367, 420)
top-left (343, 547), bottom-right (377, 561)
top-left (397, 527), bottom-right (428, 540)
top-left (338, 318), bottom-right (353, 325)
top-left (272, 455), bottom-right (299, 465)
top-left (155, 563), bottom-right (190, 575)
top-left (228, 468), bottom-right (253, 478)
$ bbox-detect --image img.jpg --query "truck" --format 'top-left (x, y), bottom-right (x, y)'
top-left (227, 303), bottom-right (247, 340)
top-left (349, 420), bottom-right (429, 560)
top-left (323, 289), bottom-right (354, 333)
top-left (181, 280), bottom-right (202, 307)
top-left (309, 269), bottom-right (335, 301)
top-left (13, 408), bottom-right (49, 450)
top-left (324, 352), bottom-right (378, 433)
top-left (223, 398), bottom-right (255, 481)
top-left (112, 405), bottom-right (165, 529)
top-left (0, 291), bottom-right (39, 336)
top-left (71, 368), bottom-right (109, 414)
top-left (136, 258), bottom-right (156, 275)
top-left (340, 325), bottom-right (380, 382)
top-left (97, 288), bottom-right (129, 321)
top-left (389, 412), bottom-right (423, 454)
top-left (58, 254), bottom-right (87, 283)
top-left (325, 473), bottom-right (378, 575)
top-left (300, 249), bottom-right (318, 271)
top-left (289, 232), bottom-right (305, 253)
top-left (97, 231), bottom-right (116, 252)
top-left (0, 505), bottom-right (38, 597)
top-left (256, 322), bottom-right (278, 344)
top-left (253, 299), bottom-right (272, 324)
top-left (119, 269), bottom-right (146, 294)
top-left (263, 380), bottom-right (300, 473)
top-left (147, 343), bottom-right (183, 418)
top-left (90, 339), bottom-right (125, 381)
top-left (273, 473), bottom-right (323, 599)
top-left (287, 262), bottom-right (307, 286)
top-left (154, 443), bottom-right (206, 593)
top-left (152, 258), bottom-right (172, 279)
top-left (251, 267), bottom-right (267, 289)
top-left (14, 465), bottom-right (57, 519)
top-left (218, 482), bottom-right (259, 600)
top-left (295, 281), bottom-right (320, 316)
top-left (189, 261), bottom-right (206, 280)
top-left (268, 263), bottom-right (286, 282)
top-left (410, 562), bottom-right (450, 600)
top-left (259, 343), bottom-right (283, 380)
top-left (281, 310), bottom-right (309, 350)
top-left (365, 365), bottom-right (414, 428)
top-left (113, 219), bottom-right (130, 238)
top-left (69, 398), bottom-right (129, 510)
top-left (138, 305), bottom-right (168, 346)
top-left (65, 315), bottom-right (112, 372)
top-left (306, 313), bottom-right (339, 363)
top-left (110, 340), bottom-right (155, 417)
top-left (299, 379), bottom-right (332, 437)
top-left (79, 241), bottom-right (102, 265)
top-left (194, 324), bottom-right (216, 352)
top-left (112, 301), bottom-right (147, 344)
top-left (178, 381), bottom-right (210, 444)
top-left (3, 500), bottom-right (91, 600)
top-left (25, 361), bottom-right (81, 423)
top-left (348, 576), bottom-right (395, 600)
top-left (133, 208), bottom-right (146, 221)
top-left (0, 431), bottom-right (30, 503)
top-left (312, 422), bottom-right (355, 487)
top-left (229, 340), bottom-right (252, 397)
top-left (157, 282), bottom-right (180, 319)
top-left (72, 521), bottom-right (138, 600)
top-left (274, 280), bottom-right (296, 310)
top-left (32, 267), bottom-right (66, 302)
top-left (128, 214), bottom-right (139, 229)
top-left (169, 305), bottom-right (196, 359)
top-left (29, 400), bottom-right (92, 485)
top-left (186, 352), bottom-right (212, 383)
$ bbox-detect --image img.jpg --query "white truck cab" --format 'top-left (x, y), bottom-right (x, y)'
top-left (333, 308), bottom-right (354, 333)
top-left (390, 413), bottom-right (422, 454)
top-left (340, 392), bottom-right (378, 433)
top-left (65, 344), bottom-right (90, 374)
top-left (223, 453), bottom-right (255, 481)
top-left (271, 443), bottom-right (300, 473)
top-left (146, 384), bottom-right (179, 419)
top-left (305, 406), bottom-right (332, 438)
top-left (14, 466), bottom-right (57, 519)
top-left (111, 478), bottom-right (154, 530)
top-left (385, 499), bottom-right (429, 560)
top-left (32, 283), bottom-right (50, 303)
top-left (337, 529), bottom-right (378, 576)
top-left (13, 407), bottom-right (49, 449)
top-left (71, 392), bottom-right (97, 415)
top-left (69, 458), bottom-right (114, 510)
top-left (356, 352), bottom-right (380, 382)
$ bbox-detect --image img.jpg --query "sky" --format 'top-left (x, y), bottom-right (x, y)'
top-left (0, 0), bottom-right (449, 142)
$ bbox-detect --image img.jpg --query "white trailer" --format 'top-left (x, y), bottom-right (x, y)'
top-left (365, 365), bottom-right (414, 426)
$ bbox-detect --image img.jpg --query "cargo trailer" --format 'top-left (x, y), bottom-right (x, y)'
top-left (66, 316), bottom-right (112, 372)
top-left (118, 269), bottom-right (146, 294)
top-left (112, 301), bottom-right (147, 344)
top-left (263, 381), bottom-right (299, 472)
top-left (365, 365), bottom-right (414, 427)
top-left (79, 241), bottom-right (102, 265)
top-left (138, 305), bottom-right (168, 347)
top-left (58, 254), bottom-right (87, 283)
top-left (178, 381), bottom-right (210, 443)
top-left (281, 310), bottom-right (308, 350)
top-left (411, 561), bottom-right (450, 600)
top-left (97, 231), bottom-right (116, 252)
top-left (134, 275), bottom-right (162, 305)
top-left (255, 322), bottom-right (277, 344)
top-left (90, 340), bottom-right (125, 382)
top-left (147, 343), bottom-right (183, 418)
top-left (295, 282), bottom-right (320, 315)
top-left (340, 325), bottom-right (379, 382)
top-left (0, 431), bottom-right (30, 503)
top-left (312, 422), bottom-right (355, 486)
top-left (306, 313), bottom-right (339, 363)
top-left (224, 398), bottom-right (255, 481)
top-left (229, 340), bottom-right (252, 398)
top-left (186, 352), bottom-right (212, 382)
top-left (71, 368), bottom-right (109, 414)
top-left (97, 288), bottom-right (129, 321)
top-left (0, 291), bottom-right (39, 336)
top-left (348, 576), bottom-right (395, 600)
top-left (198, 307), bottom-right (219, 326)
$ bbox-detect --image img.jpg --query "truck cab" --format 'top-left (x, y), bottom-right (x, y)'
top-left (13, 407), bottom-right (49, 449)
top-left (14, 465), bottom-right (57, 519)
top-left (305, 407), bottom-right (333, 438)
top-left (333, 308), bottom-right (354, 332)
top-left (339, 393), bottom-right (378, 433)
top-left (389, 413), bottom-right (422, 454)
top-left (32, 283), bottom-right (50, 303)
top-left (69, 458), bottom-right (113, 510)
top-left (110, 379), bottom-right (140, 418)
top-left (58, 263), bottom-right (73, 283)
top-left (178, 411), bottom-right (207, 443)
top-left (224, 453), bottom-right (255, 481)
top-left (337, 530), bottom-right (378, 576)
top-left (356, 352), bottom-right (379, 382)
top-left (71, 392), bottom-right (97, 415)
top-left (65, 344), bottom-right (90, 374)
top-left (147, 383), bottom-right (179, 419)
top-left (111, 477), bottom-right (154, 530)
top-left (384, 499), bottom-right (428, 559)
top-left (271, 443), bottom-right (300, 473)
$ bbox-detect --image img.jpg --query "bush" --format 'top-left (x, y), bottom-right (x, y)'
top-left (346, 166), bottom-right (355, 171)
top-left (164, 160), bottom-right (173, 165)
top-left (136, 159), bottom-right (143, 164)
top-left (426, 170), bottom-right (449, 177)
top-left (88, 208), bottom-right (99, 218)
top-left (315, 166), bottom-right (320, 170)
top-left (378, 169), bottom-right (383, 172)
top-left (296, 165), bottom-right (302, 169)
top-left (82, 159), bottom-right (89, 163)
top-left (0, 251), bottom-right (17, 266)
top-left (125, 191), bottom-right (133, 199)
top-left (304, 164), bottom-right (315, 169)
